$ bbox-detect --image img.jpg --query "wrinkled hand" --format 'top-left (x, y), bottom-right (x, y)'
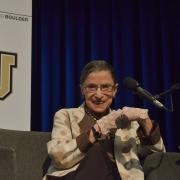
top-left (97, 109), bottom-right (122, 135)
top-left (121, 106), bottom-right (149, 121)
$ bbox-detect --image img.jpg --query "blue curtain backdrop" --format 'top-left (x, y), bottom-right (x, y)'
top-left (32, 0), bottom-right (180, 152)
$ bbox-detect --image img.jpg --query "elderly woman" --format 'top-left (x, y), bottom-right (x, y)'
top-left (44, 60), bottom-right (165, 180)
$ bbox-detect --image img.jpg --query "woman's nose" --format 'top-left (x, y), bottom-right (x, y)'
top-left (94, 88), bottom-right (103, 98)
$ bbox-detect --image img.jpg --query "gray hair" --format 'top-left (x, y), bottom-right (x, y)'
top-left (80, 60), bottom-right (117, 85)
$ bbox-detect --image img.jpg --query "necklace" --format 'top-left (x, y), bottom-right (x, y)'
top-left (85, 109), bottom-right (98, 121)
top-left (85, 107), bottom-right (110, 121)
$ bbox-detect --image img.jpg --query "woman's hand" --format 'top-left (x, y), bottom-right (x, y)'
top-left (91, 107), bottom-right (153, 137)
top-left (121, 106), bottom-right (149, 121)
top-left (96, 109), bottom-right (122, 135)
top-left (89, 123), bottom-right (101, 143)
top-left (121, 106), bottom-right (153, 136)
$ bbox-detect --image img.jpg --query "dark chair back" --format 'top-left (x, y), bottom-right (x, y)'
top-left (0, 128), bottom-right (51, 180)
top-left (143, 152), bottom-right (180, 180)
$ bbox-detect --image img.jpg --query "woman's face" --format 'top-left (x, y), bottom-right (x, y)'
top-left (81, 70), bottom-right (118, 113)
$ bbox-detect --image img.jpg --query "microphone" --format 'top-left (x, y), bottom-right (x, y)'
top-left (123, 77), bottom-right (166, 110)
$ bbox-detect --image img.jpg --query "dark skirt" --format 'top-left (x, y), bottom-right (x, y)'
top-left (47, 144), bottom-right (121, 180)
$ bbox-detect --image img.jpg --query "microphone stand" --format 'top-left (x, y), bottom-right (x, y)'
top-left (154, 82), bottom-right (180, 112)
top-left (154, 83), bottom-right (180, 99)
top-left (155, 83), bottom-right (180, 151)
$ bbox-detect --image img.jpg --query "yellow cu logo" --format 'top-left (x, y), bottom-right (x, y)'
top-left (0, 51), bottom-right (17, 100)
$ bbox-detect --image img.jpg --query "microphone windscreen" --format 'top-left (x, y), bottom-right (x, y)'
top-left (123, 77), bottom-right (139, 90)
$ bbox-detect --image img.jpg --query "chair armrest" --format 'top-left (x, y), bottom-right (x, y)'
top-left (143, 152), bottom-right (180, 180)
top-left (0, 146), bottom-right (17, 180)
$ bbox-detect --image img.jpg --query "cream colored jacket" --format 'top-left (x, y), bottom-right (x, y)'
top-left (44, 105), bottom-right (165, 180)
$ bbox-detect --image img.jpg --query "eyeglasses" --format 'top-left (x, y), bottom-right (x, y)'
top-left (83, 84), bottom-right (116, 93)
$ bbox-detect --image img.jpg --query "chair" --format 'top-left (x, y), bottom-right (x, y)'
top-left (143, 151), bottom-right (180, 180)
top-left (0, 128), bottom-right (51, 180)
top-left (0, 128), bottom-right (180, 180)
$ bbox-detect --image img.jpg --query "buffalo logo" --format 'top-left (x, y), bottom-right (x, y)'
top-left (0, 51), bottom-right (17, 100)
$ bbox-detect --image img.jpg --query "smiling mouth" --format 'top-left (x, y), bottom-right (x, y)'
top-left (93, 101), bottom-right (104, 105)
